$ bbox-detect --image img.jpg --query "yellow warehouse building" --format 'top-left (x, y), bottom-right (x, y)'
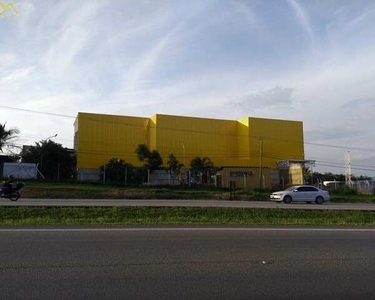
top-left (74, 112), bottom-right (305, 188)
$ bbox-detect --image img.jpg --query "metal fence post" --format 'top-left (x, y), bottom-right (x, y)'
top-left (103, 166), bottom-right (106, 185)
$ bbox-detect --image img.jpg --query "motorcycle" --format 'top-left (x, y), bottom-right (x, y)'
top-left (0, 182), bottom-right (25, 201)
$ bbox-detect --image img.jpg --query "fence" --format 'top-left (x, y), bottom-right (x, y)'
top-left (96, 168), bottom-right (184, 186)
top-left (322, 180), bottom-right (375, 195)
top-left (354, 181), bottom-right (375, 195)
top-left (78, 168), bottom-right (217, 187)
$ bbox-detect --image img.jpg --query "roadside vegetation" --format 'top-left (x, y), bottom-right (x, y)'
top-left (14, 181), bottom-right (374, 202)
top-left (1, 206), bottom-right (375, 226)
top-left (20, 181), bottom-right (269, 200)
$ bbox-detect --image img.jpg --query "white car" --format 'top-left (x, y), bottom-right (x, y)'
top-left (270, 185), bottom-right (330, 204)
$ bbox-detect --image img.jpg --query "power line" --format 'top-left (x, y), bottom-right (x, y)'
top-left (305, 141), bottom-right (374, 152)
top-left (315, 163), bottom-right (375, 172)
top-left (18, 135), bottom-right (73, 142)
top-left (74, 148), bottom-right (375, 172)
top-left (313, 159), bottom-right (375, 169)
top-left (267, 154), bottom-right (375, 170)
top-left (0, 105), bottom-right (75, 119)
top-left (2, 105), bottom-right (375, 153)
top-left (76, 116), bottom-right (375, 153)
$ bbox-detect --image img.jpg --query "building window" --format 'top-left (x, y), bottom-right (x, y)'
top-left (229, 172), bottom-right (248, 177)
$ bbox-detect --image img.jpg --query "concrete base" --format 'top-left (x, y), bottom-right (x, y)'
top-left (149, 170), bottom-right (180, 186)
top-left (77, 168), bottom-right (100, 182)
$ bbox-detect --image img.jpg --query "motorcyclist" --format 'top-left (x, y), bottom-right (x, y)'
top-left (1, 175), bottom-right (14, 196)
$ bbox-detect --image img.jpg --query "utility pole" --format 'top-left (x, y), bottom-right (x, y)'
top-left (345, 151), bottom-right (353, 187)
top-left (259, 137), bottom-right (263, 189)
top-left (182, 143), bottom-right (186, 166)
top-left (103, 166), bottom-right (106, 184)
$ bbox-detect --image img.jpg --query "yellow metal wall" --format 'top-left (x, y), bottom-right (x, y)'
top-left (75, 113), bottom-right (304, 170)
top-left (237, 117), bottom-right (249, 161)
top-left (152, 114), bottom-right (238, 167)
top-left (76, 112), bottom-right (149, 169)
top-left (247, 117), bottom-right (304, 168)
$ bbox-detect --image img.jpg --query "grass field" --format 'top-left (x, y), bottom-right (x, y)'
top-left (21, 181), bottom-right (270, 201)
top-left (1, 206), bottom-right (375, 226)
top-left (20, 181), bottom-right (375, 203)
top-left (4, 182), bottom-right (374, 227)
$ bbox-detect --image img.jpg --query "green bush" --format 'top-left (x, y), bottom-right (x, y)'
top-left (330, 186), bottom-right (357, 195)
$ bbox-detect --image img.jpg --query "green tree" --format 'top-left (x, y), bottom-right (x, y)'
top-left (148, 150), bottom-right (163, 171)
top-left (0, 122), bottom-right (20, 152)
top-left (190, 156), bottom-right (214, 184)
top-left (167, 153), bottom-right (183, 175)
top-left (355, 175), bottom-right (372, 181)
top-left (21, 140), bottom-right (76, 180)
top-left (100, 158), bottom-right (137, 185)
top-left (135, 144), bottom-right (163, 172)
top-left (167, 153), bottom-right (184, 184)
top-left (303, 171), bottom-right (371, 184)
top-left (135, 144), bottom-right (151, 162)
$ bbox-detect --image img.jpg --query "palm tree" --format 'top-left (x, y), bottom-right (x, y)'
top-left (167, 153), bottom-right (184, 184)
top-left (0, 122), bottom-right (20, 152)
top-left (190, 156), bottom-right (214, 184)
top-left (135, 144), bottom-right (151, 162)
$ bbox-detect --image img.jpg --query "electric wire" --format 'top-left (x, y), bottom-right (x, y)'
top-left (2, 104), bottom-right (374, 152)
top-left (2, 105), bottom-right (375, 173)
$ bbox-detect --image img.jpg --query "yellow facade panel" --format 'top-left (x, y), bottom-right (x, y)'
top-left (153, 114), bottom-right (238, 166)
top-left (76, 112), bottom-right (149, 168)
top-left (75, 112), bottom-right (304, 172)
top-left (247, 117), bottom-right (304, 168)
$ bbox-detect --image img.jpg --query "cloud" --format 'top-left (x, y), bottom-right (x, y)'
top-left (345, 7), bottom-right (375, 31)
top-left (43, 2), bottom-right (100, 71)
top-left (230, 0), bottom-right (258, 26)
top-left (122, 21), bottom-right (184, 91)
top-left (0, 67), bottom-right (34, 85)
top-left (340, 98), bottom-right (375, 110)
top-left (286, 0), bottom-right (315, 50)
top-left (0, 52), bottom-right (16, 67)
top-left (234, 87), bottom-right (294, 111)
top-left (305, 127), bottom-right (367, 142)
top-left (339, 98), bottom-right (375, 123)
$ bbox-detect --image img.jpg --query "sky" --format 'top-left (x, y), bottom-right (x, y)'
top-left (1, 0), bottom-right (375, 177)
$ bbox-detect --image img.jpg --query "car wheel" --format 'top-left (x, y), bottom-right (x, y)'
top-left (307, 202), bottom-right (312, 204)
top-left (315, 196), bottom-right (324, 205)
top-left (283, 195), bottom-right (292, 204)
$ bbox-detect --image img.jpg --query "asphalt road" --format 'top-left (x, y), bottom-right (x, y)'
top-left (1, 198), bottom-right (375, 210)
top-left (1, 226), bottom-right (375, 300)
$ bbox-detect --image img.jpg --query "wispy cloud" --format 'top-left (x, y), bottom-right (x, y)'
top-left (0, 67), bottom-right (34, 85)
top-left (345, 7), bottom-right (375, 31)
top-left (305, 127), bottom-right (367, 142)
top-left (0, 52), bottom-right (16, 66)
top-left (286, 0), bottom-right (315, 50)
top-left (340, 98), bottom-right (375, 110)
top-left (43, 2), bottom-right (100, 70)
top-left (230, 0), bottom-right (258, 26)
top-left (122, 20), bottom-right (185, 91)
top-left (234, 87), bottom-right (294, 111)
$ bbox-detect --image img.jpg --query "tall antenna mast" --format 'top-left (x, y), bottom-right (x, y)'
top-left (345, 151), bottom-right (353, 187)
